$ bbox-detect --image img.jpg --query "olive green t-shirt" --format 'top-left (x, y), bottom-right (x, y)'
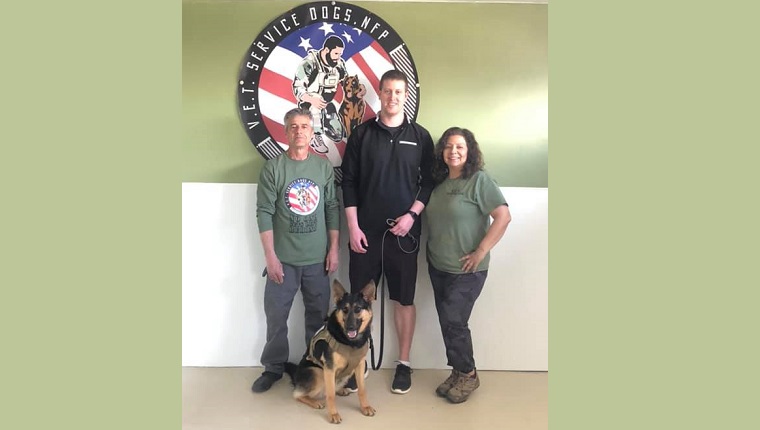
top-left (424, 171), bottom-right (507, 273)
top-left (256, 153), bottom-right (339, 266)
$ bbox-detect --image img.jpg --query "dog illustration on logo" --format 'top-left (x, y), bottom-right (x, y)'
top-left (338, 75), bottom-right (367, 141)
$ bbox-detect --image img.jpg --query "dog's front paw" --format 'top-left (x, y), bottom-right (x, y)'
top-left (315, 402), bottom-right (325, 409)
top-left (361, 405), bottom-right (376, 416)
top-left (328, 412), bottom-right (342, 424)
top-left (336, 388), bottom-right (350, 396)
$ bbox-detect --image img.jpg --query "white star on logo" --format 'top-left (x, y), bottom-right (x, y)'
top-left (298, 37), bottom-right (312, 52)
top-left (318, 22), bottom-right (335, 35)
top-left (341, 31), bottom-right (354, 44)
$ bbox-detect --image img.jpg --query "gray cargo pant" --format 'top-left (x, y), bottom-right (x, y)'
top-left (260, 262), bottom-right (331, 375)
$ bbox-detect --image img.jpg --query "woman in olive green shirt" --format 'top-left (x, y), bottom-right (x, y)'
top-left (424, 127), bottom-right (511, 404)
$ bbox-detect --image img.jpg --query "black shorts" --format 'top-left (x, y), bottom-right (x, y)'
top-left (348, 232), bottom-right (419, 306)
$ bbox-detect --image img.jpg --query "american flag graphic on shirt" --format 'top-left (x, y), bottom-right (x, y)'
top-left (285, 178), bottom-right (320, 216)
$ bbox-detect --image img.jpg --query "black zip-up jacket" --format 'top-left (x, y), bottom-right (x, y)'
top-left (341, 116), bottom-right (435, 236)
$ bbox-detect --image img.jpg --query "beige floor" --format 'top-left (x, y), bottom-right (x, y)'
top-left (183, 367), bottom-right (547, 429)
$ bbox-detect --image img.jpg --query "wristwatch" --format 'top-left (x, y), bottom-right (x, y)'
top-left (406, 210), bottom-right (419, 220)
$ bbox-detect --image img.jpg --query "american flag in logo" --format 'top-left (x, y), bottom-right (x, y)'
top-left (257, 22), bottom-right (418, 167)
top-left (238, 2), bottom-right (421, 184)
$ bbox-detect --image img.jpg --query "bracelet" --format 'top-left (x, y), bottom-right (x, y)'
top-left (406, 210), bottom-right (419, 220)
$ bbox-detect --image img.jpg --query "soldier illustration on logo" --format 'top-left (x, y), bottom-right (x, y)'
top-left (296, 186), bottom-right (313, 210)
top-left (292, 35), bottom-right (348, 155)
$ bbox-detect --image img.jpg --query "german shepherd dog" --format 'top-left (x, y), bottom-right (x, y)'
top-left (284, 279), bottom-right (376, 424)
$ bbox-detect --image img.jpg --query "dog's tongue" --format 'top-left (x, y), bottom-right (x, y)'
top-left (347, 330), bottom-right (358, 339)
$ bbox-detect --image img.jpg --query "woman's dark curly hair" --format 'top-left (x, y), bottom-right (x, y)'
top-left (431, 127), bottom-right (484, 183)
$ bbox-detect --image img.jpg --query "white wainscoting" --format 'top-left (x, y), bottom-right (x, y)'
top-left (182, 183), bottom-right (547, 370)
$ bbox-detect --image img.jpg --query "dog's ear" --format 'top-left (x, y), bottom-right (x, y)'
top-left (360, 280), bottom-right (376, 304)
top-left (332, 279), bottom-right (347, 303)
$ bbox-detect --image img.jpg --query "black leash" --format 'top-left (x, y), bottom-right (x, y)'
top-left (369, 220), bottom-right (419, 371)
top-left (369, 260), bottom-right (386, 371)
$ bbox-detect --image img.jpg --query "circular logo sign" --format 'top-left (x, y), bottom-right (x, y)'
top-left (237, 1), bottom-right (421, 182)
top-left (285, 178), bottom-right (321, 216)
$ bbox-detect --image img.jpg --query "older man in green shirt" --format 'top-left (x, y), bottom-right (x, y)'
top-left (251, 108), bottom-right (340, 393)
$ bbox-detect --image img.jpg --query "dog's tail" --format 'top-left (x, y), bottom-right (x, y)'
top-left (283, 362), bottom-right (298, 385)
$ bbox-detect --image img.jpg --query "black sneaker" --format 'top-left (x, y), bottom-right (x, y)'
top-left (251, 371), bottom-right (282, 393)
top-left (343, 361), bottom-right (370, 393)
top-left (391, 363), bottom-right (412, 394)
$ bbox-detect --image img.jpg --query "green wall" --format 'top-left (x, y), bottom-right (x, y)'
top-left (183, 0), bottom-right (547, 187)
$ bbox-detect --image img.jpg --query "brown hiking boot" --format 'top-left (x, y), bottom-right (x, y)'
top-left (446, 371), bottom-right (480, 403)
top-left (436, 370), bottom-right (462, 397)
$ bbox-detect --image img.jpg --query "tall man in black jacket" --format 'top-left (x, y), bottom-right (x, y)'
top-left (340, 69), bottom-right (435, 394)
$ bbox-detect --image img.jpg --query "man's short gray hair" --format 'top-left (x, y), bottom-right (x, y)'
top-left (283, 108), bottom-right (313, 127)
